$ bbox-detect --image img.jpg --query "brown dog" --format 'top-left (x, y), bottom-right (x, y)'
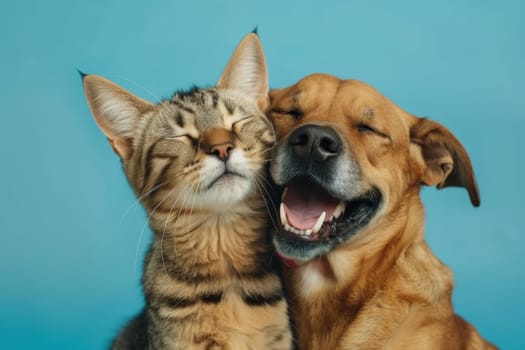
top-left (268, 73), bottom-right (496, 350)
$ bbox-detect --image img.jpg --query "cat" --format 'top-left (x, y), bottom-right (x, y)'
top-left (81, 33), bottom-right (292, 350)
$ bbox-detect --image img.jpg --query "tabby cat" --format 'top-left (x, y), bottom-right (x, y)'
top-left (82, 33), bottom-right (292, 350)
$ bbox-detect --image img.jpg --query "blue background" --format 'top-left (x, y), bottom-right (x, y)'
top-left (1, 0), bottom-right (523, 348)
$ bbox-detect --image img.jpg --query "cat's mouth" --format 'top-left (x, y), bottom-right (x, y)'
top-left (207, 171), bottom-right (245, 189)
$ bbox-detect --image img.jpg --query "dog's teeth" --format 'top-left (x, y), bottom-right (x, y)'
top-left (281, 205), bottom-right (317, 236)
top-left (280, 203), bottom-right (288, 225)
top-left (285, 225), bottom-right (306, 236)
top-left (284, 225), bottom-right (312, 236)
top-left (333, 201), bottom-right (346, 219)
top-left (311, 211), bottom-right (326, 234)
top-left (281, 187), bottom-right (288, 200)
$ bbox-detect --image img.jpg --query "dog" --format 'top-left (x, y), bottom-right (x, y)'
top-left (268, 73), bottom-right (497, 349)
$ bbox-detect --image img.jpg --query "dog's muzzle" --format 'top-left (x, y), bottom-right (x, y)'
top-left (270, 124), bottom-right (382, 263)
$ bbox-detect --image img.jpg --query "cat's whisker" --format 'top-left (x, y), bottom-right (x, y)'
top-left (162, 178), bottom-right (200, 272)
top-left (160, 184), bottom-right (193, 275)
top-left (168, 185), bottom-right (194, 259)
top-left (254, 173), bottom-right (276, 206)
top-left (253, 179), bottom-right (275, 229)
top-left (134, 177), bottom-right (186, 272)
top-left (254, 176), bottom-right (280, 232)
top-left (172, 181), bottom-right (201, 267)
top-left (185, 183), bottom-right (198, 228)
top-left (120, 182), bottom-right (167, 227)
top-left (254, 171), bottom-right (276, 191)
top-left (175, 181), bottom-right (198, 256)
top-left (113, 75), bottom-right (161, 102)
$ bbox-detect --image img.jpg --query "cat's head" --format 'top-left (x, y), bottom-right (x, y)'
top-left (82, 33), bottom-right (275, 212)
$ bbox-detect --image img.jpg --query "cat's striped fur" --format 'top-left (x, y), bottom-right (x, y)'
top-left (82, 33), bottom-right (292, 350)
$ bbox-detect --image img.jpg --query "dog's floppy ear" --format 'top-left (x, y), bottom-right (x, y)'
top-left (410, 118), bottom-right (480, 207)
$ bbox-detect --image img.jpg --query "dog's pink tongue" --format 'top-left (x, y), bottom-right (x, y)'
top-left (283, 179), bottom-right (339, 230)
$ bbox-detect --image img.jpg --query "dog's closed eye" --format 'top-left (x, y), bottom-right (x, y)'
top-left (272, 108), bottom-right (303, 120)
top-left (357, 123), bottom-right (389, 139)
top-left (357, 123), bottom-right (377, 133)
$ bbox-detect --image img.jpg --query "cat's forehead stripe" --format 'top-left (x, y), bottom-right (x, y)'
top-left (165, 89), bottom-right (261, 133)
top-left (175, 111), bottom-right (184, 128)
top-left (210, 89), bottom-right (219, 108)
top-left (219, 99), bottom-right (240, 130)
top-left (237, 105), bottom-right (252, 117)
top-left (169, 99), bottom-right (195, 115)
top-left (222, 99), bottom-right (236, 115)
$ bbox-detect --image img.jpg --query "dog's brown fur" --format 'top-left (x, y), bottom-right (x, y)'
top-left (268, 74), bottom-right (496, 350)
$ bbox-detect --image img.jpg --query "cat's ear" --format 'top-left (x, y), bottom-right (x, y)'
top-left (82, 74), bottom-right (154, 159)
top-left (217, 32), bottom-right (269, 110)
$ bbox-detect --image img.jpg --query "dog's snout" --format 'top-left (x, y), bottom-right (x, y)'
top-left (289, 125), bottom-right (342, 161)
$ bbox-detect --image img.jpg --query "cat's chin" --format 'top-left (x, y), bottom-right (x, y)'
top-left (196, 175), bottom-right (253, 208)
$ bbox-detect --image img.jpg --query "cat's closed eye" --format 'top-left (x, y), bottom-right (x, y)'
top-left (168, 135), bottom-right (199, 148)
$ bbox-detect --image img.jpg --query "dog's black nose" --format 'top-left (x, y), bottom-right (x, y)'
top-left (288, 125), bottom-right (342, 161)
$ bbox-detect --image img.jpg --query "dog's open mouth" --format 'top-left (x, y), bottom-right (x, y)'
top-left (277, 177), bottom-right (381, 243)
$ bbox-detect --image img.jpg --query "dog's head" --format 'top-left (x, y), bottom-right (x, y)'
top-left (269, 73), bottom-right (479, 263)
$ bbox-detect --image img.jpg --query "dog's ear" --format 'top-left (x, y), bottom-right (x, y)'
top-left (82, 74), bottom-right (154, 160)
top-left (410, 118), bottom-right (480, 207)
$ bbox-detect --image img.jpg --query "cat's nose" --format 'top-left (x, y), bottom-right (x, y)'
top-left (201, 127), bottom-right (236, 161)
top-left (208, 142), bottom-right (234, 161)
